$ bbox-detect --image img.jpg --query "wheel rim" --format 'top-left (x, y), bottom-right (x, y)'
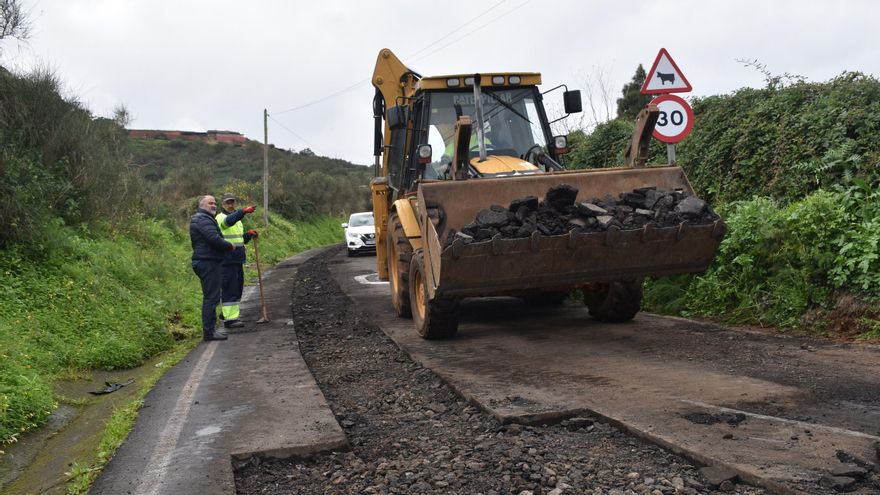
top-left (413, 267), bottom-right (426, 321)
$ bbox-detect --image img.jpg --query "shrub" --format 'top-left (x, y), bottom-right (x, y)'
top-left (0, 67), bottom-right (141, 246)
top-left (678, 72), bottom-right (880, 204)
top-left (644, 186), bottom-right (880, 329)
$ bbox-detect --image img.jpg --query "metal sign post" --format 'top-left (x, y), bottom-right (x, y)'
top-left (666, 144), bottom-right (676, 165)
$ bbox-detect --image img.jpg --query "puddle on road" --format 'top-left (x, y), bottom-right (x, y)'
top-left (0, 352), bottom-right (169, 495)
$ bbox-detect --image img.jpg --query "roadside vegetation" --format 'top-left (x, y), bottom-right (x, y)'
top-left (132, 138), bottom-right (372, 221)
top-left (569, 70), bottom-right (880, 338)
top-left (0, 64), bottom-right (358, 456)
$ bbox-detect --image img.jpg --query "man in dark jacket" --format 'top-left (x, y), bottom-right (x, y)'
top-left (190, 195), bottom-right (234, 341)
top-left (215, 193), bottom-right (258, 329)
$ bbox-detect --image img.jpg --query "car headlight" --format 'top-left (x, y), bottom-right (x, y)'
top-left (347, 232), bottom-right (360, 239)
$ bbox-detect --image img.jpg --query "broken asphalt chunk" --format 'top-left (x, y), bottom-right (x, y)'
top-left (699, 466), bottom-right (739, 488)
top-left (509, 195), bottom-right (539, 213)
top-left (675, 196), bottom-right (707, 216)
top-left (819, 475), bottom-right (857, 492)
top-left (545, 184), bottom-right (579, 211)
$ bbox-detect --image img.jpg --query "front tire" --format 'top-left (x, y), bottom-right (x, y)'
top-left (387, 213), bottom-right (412, 317)
top-left (583, 281), bottom-right (642, 322)
top-left (409, 250), bottom-right (459, 339)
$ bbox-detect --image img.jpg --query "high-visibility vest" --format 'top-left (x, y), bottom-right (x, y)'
top-left (444, 133), bottom-right (492, 157)
top-left (215, 211), bottom-right (244, 247)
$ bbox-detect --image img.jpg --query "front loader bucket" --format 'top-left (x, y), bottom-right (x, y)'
top-left (416, 166), bottom-right (725, 299)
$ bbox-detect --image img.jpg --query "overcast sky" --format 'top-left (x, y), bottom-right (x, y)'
top-left (4, 0), bottom-right (879, 165)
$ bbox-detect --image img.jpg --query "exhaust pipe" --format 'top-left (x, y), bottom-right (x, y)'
top-left (472, 73), bottom-right (487, 162)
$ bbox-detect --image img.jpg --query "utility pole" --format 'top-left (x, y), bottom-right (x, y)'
top-left (263, 108), bottom-right (269, 226)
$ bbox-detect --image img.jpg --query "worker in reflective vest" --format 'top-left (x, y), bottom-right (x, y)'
top-left (215, 193), bottom-right (258, 329)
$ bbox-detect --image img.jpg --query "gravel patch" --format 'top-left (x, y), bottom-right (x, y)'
top-left (234, 250), bottom-right (765, 495)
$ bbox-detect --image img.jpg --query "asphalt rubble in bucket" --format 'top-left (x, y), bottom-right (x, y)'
top-left (445, 184), bottom-right (721, 248)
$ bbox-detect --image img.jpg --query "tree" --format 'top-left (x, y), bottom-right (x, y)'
top-left (113, 104), bottom-right (132, 128)
top-left (0, 0), bottom-right (31, 50)
top-left (616, 64), bottom-right (651, 121)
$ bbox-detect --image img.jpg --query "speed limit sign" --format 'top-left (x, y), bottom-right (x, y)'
top-left (650, 94), bottom-right (694, 143)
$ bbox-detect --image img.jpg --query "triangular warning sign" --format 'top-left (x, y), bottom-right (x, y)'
top-left (640, 48), bottom-right (692, 94)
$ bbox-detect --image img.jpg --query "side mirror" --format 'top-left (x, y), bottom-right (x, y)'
top-left (341, 223), bottom-right (349, 229)
top-left (386, 105), bottom-right (408, 130)
top-left (563, 90), bottom-right (582, 114)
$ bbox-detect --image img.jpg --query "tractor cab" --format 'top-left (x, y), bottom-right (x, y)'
top-left (374, 58), bottom-right (581, 196)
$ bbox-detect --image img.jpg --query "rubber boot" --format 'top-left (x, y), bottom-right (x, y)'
top-left (224, 319), bottom-right (245, 329)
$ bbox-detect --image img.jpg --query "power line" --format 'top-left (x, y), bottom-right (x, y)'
top-left (403, 0), bottom-right (508, 60)
top-left (408, 0), bottom-right (534, 64)
top-left (266, 0), bottom-right (533, 152)
top-left (269, 0), bottom-right (513, 117)
top-left (272, 77), bottom-right (370, 116)
top-left (267, 114), bottom-right (316, 152)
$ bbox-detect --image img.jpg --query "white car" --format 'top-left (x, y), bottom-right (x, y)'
top-left (342, 212), bottom-right (377, 257)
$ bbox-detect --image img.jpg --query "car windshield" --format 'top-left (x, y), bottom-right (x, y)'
top-left (424, 88), bottom-right (547, 172)
top-left (349, 214), bottom-right (374, 227)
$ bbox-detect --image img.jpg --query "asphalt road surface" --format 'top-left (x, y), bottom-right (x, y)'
top-left (334, 250), bottom-right (880, 494)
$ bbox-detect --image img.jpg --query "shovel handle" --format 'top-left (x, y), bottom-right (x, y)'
top-left (254, 236), bottom-right (269, 321)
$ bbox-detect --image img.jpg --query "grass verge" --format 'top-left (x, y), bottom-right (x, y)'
top-left (0, 212), bottom-right (344, 493)
top-left (63, 340), bottom-right (196, 494)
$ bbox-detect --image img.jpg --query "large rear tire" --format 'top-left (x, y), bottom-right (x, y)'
top-left (409, 250), bottom-right (459, 339)
top-left (583, 281), bottom-right (642, 322)
top-left (387, 212), bottom-right (412, 317)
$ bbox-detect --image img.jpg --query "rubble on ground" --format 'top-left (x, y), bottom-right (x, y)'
top-left (447, 184), bottom-right (721, 246)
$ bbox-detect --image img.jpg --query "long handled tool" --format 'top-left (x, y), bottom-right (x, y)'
top-left (253, 236), bottom-right (270, 324)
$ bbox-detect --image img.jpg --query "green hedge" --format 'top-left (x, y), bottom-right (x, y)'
top-left (644, 184), bottom-right (880, 335)
top-left (568, 72), bottom-right (880, 334)
top-left (679, 72), bottom-right (880, 204)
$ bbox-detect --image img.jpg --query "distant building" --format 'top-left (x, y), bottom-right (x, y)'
top-left (128, 129), bottom-right (247, 146)
top-left (206, 130), bottom-right (247, 145)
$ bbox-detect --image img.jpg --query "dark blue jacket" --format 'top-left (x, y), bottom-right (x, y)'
top-left (190, 208), bottom-right (232, 261)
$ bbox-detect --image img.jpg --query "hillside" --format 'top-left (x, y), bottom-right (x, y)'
top-left (130, 138), bottom-right (374, 220)
top-left (0, 64), bottom-right (349, 463)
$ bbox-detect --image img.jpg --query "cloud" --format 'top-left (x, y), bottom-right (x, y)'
top-left (5, 0), bottom-right (880, 164)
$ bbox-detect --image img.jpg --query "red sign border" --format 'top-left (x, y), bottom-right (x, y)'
top-left (650, 94), bottom-right (694, 143)
top-left (640, 48), bottom-right (693, 95)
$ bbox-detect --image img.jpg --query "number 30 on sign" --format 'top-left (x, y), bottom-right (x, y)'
top-left (650, 94), bottom-right (694, 143)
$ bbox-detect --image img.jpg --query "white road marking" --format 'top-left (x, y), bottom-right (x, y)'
top-left (135, 341), bottom-right (218, 495)
top-left (354, 274), bottom-right (388, 285)
top-left (195, 425), bottom-right (221, 437)
top-left (679, 399), bottom-right (880, 441)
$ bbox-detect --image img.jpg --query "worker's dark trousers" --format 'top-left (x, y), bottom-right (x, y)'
top-left (192, 259), bottom-right (222, 335)
top-left (221, 263), bottom-right (244, 323)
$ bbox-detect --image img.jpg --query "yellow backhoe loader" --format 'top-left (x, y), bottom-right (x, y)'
top-left (370, 48), bottom-right (724, 339)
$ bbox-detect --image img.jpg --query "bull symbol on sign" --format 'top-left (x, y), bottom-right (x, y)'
top-left (656, 72), bottom-right (675, 85)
